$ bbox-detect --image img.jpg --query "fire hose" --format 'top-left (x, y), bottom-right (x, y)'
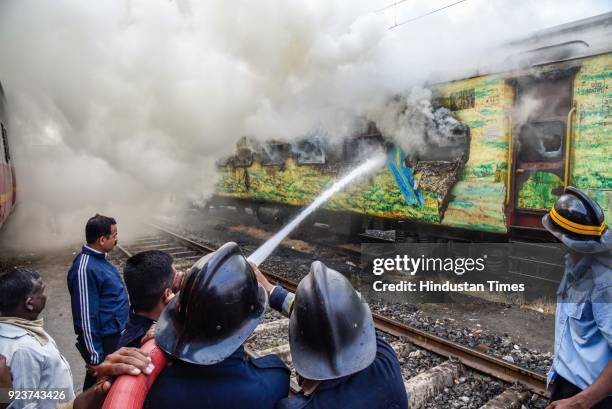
top-left (101, 339), bottom-right (169, 409)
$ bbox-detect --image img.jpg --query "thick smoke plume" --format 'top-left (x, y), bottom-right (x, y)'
top-left (0, 0), bottom-right (607, 250)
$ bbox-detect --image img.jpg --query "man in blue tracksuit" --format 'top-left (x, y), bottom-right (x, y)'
top-left (144, 242), bottom-right (289, 409)
top-left (253, 260), bottom-right (408, 409)
top-left (67, 214), bottom-right (129, 389)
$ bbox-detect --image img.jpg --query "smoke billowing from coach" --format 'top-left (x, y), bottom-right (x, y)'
top-left (0, 0), bottom-right (607, 249)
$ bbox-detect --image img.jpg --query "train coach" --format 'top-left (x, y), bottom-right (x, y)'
top-left (212, 13), bottom-right (611, 244)
top-left (0, 81), bottom-right (16, 231)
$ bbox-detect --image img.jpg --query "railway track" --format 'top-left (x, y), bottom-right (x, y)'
top-left (190, 208), bottom-right (364, 259)
top-left (114, 224), bottom-right (549, 408)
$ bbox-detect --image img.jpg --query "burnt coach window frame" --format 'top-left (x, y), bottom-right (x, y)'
top-left (343, 134), bottom-right (385, 164)
top-left (448, 88), bottom-right (476, 111)
top-left (232, 149), bottom-right (254, 167)
top-left (294, 139), bottom-right (326, 165)
top-left (261, 142), bottom-right (291, 166)
top-left (517, 120), bottom-right (565, 162)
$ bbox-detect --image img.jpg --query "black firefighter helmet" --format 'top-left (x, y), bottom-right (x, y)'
top-left (542, 186), bottom-right (607, 242)
top-left (289, 261), bottom-right (376, 381)
top-left (155, 242), bottom-right (267, 364)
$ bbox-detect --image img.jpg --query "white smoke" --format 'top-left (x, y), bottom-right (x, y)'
top-left (0, 0), bottom-right (607, 249)
top-left (370, 87), bottom-right (434, 158)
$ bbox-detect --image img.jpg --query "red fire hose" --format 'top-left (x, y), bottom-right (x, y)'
top-left (102, 340), bottom-right (169, 409)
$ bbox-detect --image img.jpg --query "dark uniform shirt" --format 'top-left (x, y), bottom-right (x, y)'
top-left (143, 346), bottom-right (290, 409)
top-left (118, 309), bottom-right (155, 348)
top-left (275, 337), bottom-right (407, 409)
top-left (269, 286), bottom-right (408, 409)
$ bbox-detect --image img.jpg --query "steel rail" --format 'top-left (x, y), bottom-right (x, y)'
top-left (373, 313), bottom-right (548, 396)
top-left (115, 244), bottom-right (134, 258)
top-left (122, 223), bottom-right (548, 397)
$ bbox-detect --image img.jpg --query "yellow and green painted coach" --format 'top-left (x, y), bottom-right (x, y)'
top-left (213, 13), bottom-right (611, 242)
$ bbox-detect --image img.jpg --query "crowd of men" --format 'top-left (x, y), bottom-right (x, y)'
top-left (0, 186), bottom-right (610, 409)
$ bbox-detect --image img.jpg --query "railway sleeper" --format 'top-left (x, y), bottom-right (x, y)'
top-left (127, 243), bottom-right (184, 252)
top-left (478, 388), bottom-right (530, 409)
top-left (404, 360), bottom-right (464, 409)
top-left (130, 236), bottom-right (164, 244)
top-left (252, 319), bottom-right (290, 335)
top-left (166, 250), bottom-right (200, 258)
top-left (174, 255), bottom-right (205, 262)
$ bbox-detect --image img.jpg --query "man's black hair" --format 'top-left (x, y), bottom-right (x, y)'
top-left (85, 214), bottom-right (117, 244)
top-left (0, 267), bottom-right (40, 315)
top-left (124, 250), bottom-right (174, 312)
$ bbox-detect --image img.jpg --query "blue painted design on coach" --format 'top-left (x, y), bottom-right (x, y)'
top-left (388, 146), bottom-right (424, 208)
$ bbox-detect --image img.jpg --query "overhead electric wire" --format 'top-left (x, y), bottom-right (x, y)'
top-left (374, 0), bottom-right (409, 14)
top-left (388, 0), bottom-right (469, 29)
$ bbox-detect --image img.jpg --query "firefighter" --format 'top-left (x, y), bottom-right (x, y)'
top-left (253, 261), bottom-right (408, 409)
top-left (143, 242), bottom-right (290, 409)
top-left (542, 186), bottom-right (612, 409)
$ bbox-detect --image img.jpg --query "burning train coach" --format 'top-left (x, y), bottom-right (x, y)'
top-left (212, 13), bottom-right (611, 243)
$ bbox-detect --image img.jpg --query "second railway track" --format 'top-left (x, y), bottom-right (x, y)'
top-left (113, 223), bottom-right (549, 408)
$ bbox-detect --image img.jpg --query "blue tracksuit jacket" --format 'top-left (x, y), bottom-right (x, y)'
top-left (67, 245), bottom-right (129, 365)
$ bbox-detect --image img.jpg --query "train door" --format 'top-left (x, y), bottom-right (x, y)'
top-left (509, 70), bottom-right (576, 230)
top-left (3, 122), bottom-right (15, 207)
top-left (0, 122), bottom-right (7, 223)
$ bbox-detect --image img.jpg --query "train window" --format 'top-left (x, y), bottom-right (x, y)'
top-left (231, 136), bottom-right (255, 167)
top-left (294, 139), bottom-right (326, 165)
top-left (343, 135), bottom-right (384, 163)
top-left (442, 89), bottom-right (475, 111)
top-left (514, 71), bottom-right (573, 163)
top-left (1, 123), bottom-right (9, 163)
top-left (343, 122), bottom-right (384, 163)
top-left (410, 107), bottom-right (470, 162)
top-left (232, 148), bottom-right (253, 167)
top-left (515, 72), bottom-right (573, 119)
top-left (261, 142), bottom-right (291, 166)
top-left (518, 120), bottom-right (564, 162)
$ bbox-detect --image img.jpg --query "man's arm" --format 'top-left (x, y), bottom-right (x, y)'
top-left (547, 285), bottom-right (612, 409)
top-left (250, 262), bottom-right (294, 317)
top-left (56, 347), bottom-right (153, 409)
top-left (269, 286), bottom-right (295, 318)
top-left (0, 354), bottom-right (11, 409)
top-left (72, 259), bottom-right (104, 365)
top-left (546, 362), bottom-right (612, 409)
top-left (6, 349), bottom-right (42, 409)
